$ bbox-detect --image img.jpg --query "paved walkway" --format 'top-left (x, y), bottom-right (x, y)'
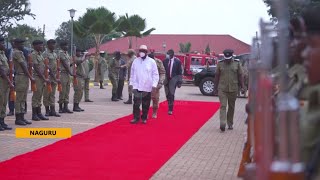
top-left (0, 84), bottom-right (246, 180)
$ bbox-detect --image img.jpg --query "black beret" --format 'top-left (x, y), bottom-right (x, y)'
top-left (32, 40), bottom-right (43, 46)
top-left (47, 39), bottom-right (56, 44)
top-left (59, 41), bottom-right (68, 46)
top-left (14, 38), bottom-right (26, 43)
top-left (0, 37), bottom-right (4, 42)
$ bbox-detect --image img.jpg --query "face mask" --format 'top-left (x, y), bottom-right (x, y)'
top-left (139, 52), bottom-right (146, 57)
top-left (166, 54), bottom-right (170, 59)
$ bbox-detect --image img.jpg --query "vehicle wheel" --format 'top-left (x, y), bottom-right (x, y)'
top-left (199, 77), bottom-right (215, 96)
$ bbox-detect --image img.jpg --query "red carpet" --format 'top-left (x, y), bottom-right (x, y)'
top-left (0, 100), bottom-right (220, 180)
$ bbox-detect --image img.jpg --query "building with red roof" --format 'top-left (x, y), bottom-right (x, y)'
top-left (87, 34), bottom-right (251, 55)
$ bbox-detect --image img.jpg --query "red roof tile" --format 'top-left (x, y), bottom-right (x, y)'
top-left (87, 34), bottom-right (251, 55)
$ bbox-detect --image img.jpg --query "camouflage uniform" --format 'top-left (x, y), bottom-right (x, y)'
top-left (98, 56), bottom-right (107, 88)
top-left (123, 55), bottom-right (136, 104)
top-left (58, 50), bottom-right (72, 113)
top-left (12, 49), bottom-right (29, 115)
top-left (0, 50), bottom-right (12, 130)
top-left (217, 59), bottom-right (243, 129)
top-left (31, 50), bottom-right (48, 120)
top-left (151, 58), bottom-right (166, 118)
top-left (108, 57), bottom-right (120, 100)
top-left (42, 50), bottom-right (58, 114)
top-left (73, 56), bottom-right (85, 111)
top-left (83, 56), bottom-right (94, 101)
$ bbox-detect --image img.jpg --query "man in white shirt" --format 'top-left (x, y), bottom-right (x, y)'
top-left (129, 45), bottom-right (159, 124)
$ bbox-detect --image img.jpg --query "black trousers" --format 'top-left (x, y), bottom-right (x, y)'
top-left (133, 90), bottom-right (151, 120)
top-left (164, 84), bottom-right (175, 111)
top-left (117, 79), bottom-right (125, 98)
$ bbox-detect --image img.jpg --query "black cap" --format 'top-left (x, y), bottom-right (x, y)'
top-left (223, 49), bottom-right (234, 59)
top-left (14, 38), bottom-right (26, 44)
top-left (59, 41), bottom-right (68, 46)
top-left (0, 37), bottom-right (4, 42)
top-left (47, 39), bottom-right (56, 44)
top-left (32, 40), bottom-right (43, 46)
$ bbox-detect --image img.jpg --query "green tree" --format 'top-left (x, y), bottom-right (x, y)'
top-left (0, 0), bottom-right (35, 36)
top-left (117, 13), bottom-right (155, 49)
top-left (55, 21), bottom-right (96, 52)
top-left (205, 44), bottom-right (211, 55)
top-left (179, 42), bottom-right (191, 53)
top-left (7, 24), bottom-right (44, 48)
top-left (73, 7), bottom-right (120, 81)
top-left (263, 0), bottom-right (320, 21)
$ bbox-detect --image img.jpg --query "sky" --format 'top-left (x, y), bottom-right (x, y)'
top-left (21, 0), bottom-right (271, 45)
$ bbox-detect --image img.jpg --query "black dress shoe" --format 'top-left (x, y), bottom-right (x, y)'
top-left (85, 99), bottom-right (93, 102)
top-left (168, 111), bottom-right (173, 115)
top-left (220, 126), bottom-right (225, 132)
top-left (130, 119), bottom-right (139, 124)
top-left (228, 126), bottom-right (233, 130)
top-left (142, 119), bottom-right (147, 124)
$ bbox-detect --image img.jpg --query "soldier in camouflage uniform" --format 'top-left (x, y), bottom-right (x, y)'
top-left (0, 37), bottom-right (13, 130)
top-left (73, 49), bottom-right (86, 112)
top-left (124, 49), bottom-right (136, 104)
top-left (108, 51), bottom-right (121, 101)
top-left (214, 49), bottom-right (244, 132)
top-left (30, 40), bottom-right (49, 121)
top-left (298, 6), bottom-right (320, 179)
top-left (42, 39), bottom-right (61, 117)
top-left (148, 52), bottom-right (166, 118)
top-left (83, 55), bottom-right (94, 102)
top-left (12, 38), bottom-right (34, 125)
top-left (58, 41), bottom-right (74, 114)
top-left (98, 51), bottom-right (107, 89)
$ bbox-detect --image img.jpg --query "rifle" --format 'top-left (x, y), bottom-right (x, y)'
top-left (28, 54), bottom-right (37, 92)
top-left (44, 58), bottom-right (52, 93)
top-left (8, 51), bottom-right (15, 101)
top-left (56, 58), bottom-right (62, 92)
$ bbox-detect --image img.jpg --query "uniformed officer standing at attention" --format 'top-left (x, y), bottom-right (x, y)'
top-left (31, 40), bottom-right (49, 121)
top-left (109, 51), bottom-right (121, 102)
top-left (0, 37), bottom-right (13, 130)
top-left (123, 49), bottom-right (136, 104)
top-left (98, 51), bottom-right (107, 89)
top-left (42, 39), bottom-right (61, 117)
top-left (214, 49), bottom-right (244, 132)
top-left (58, 41), bottom-right (74, 114)
top-left (72, 49), bottom-right (86, 112)
top-left (12, 38), bottom-right (34, 125)
top-left (83, 54), bottom-right (94, 102)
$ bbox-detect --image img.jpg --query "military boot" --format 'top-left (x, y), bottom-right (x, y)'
top-left (111, 94), bottom-right (119, 102)
top-left (50, 106), bottom-right (61, 117)
top-left (0, 124), bottom-right (4, 131)
top-left (59, 103), bottom-right (64, 113)
top-left (100, 81), bottom-right (105, 89)
top-left (0, 118), bottom-right (12, 130)
top-left (64, 103), bottom-right (73, 113)
top-left (45, 106), bottom-right (50, 116)
top-left (15, 114), bottom-right (27, 125)
top-left (21, 113), bottom-right (32, 124)
top-left (73, 103), bottom-right (82, 112)
top-left (32, 107), bottom-right (41, 121)
top-left (37, 107), bottom-right (49, 120)
top-left (123, 95), bottom-right (132, 104)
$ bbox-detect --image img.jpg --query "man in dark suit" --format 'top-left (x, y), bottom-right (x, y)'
top-left (163, 49), bottom-right (183, 115)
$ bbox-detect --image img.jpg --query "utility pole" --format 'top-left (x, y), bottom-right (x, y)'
top-left (42, 24), bottom-right (45, 39)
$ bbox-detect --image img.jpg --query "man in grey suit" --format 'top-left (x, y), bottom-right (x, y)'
top-left (163, 49), bottom-right (183, 115)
